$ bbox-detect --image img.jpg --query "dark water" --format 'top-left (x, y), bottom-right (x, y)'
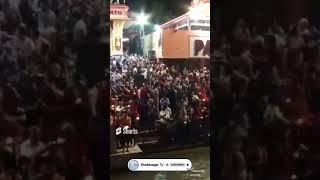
top-left (110, 147), bottom-right (210, 180)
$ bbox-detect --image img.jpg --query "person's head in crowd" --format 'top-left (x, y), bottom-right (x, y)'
top-left (231, 102), bottom-right (246, 119)
top-left (264, 34), bottom-right (276, 52)
top-left (29, 126), bottom-right (41, 146)
top-left (261, 94), bottom-right (270, 104)
top-left (288, 24), bottom-right (300, 38)
top-left (73, 10), bottom-right (83, 21)
top-left (61, 122), bottom-right (75, 141)
top-left (149, 98), bottom-right (154, 106)
top-left (118, 101), bottom-right (123, 107)
top-left (236, 18), bottom-right (247, 27)
top-left (147, 92), bottom-right (151, 100)
top-left (268, 94), bottom-right (280, 107)
top-left (142, 83), bottom-right (147, 89)
top-left (128, 100), bottom-right (134, 106)
top-left (298, 18), bottom-right (310, 35)
top-left (49, 62), bottom-right (62, 79)
top-left (40, 0), bottom-right (50, 12)
top-left (0, 11), bottom-right (6, 26)
top-left (17, 24), bottom-right (27, 39)
top-left (31, 28), bottom-right (40, 40)
top-left (160, 104), bottom-right (165, 110)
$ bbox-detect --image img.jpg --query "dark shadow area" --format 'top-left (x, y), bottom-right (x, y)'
top-left (0, 0), bottom-right (108, 179)
top-left (213, 0), bottom-right (320, 179)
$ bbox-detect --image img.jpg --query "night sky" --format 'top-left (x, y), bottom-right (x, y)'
top-left (126, 0), bottom-right (192, 24)
top-left (215, 0), bottom-right (320, 31)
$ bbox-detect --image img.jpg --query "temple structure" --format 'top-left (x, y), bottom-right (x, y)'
top-left (110, 1), bottom-right (132, 55)
top-left (110, 1), bottom-right (132, 154)
top-left (144, 0), bottom-right (210, 60)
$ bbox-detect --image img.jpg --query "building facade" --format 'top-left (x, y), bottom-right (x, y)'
top-left (145, 0), bottom-right (210, 60)
top-left (110, 2), bottom-right (132, 56)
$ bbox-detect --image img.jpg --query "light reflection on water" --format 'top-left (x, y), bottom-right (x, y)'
top-left (111, 147), bottom-right (210, 180)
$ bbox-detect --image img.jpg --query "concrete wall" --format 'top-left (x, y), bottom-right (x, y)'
top-left (143, 33), bottom-right (153, 56)
top-left (161, 29), bottom-right (210, 59)
top-left (143, 29), bottom-right (210, 59)
top-left (143, 31), bottom-right (161, 57)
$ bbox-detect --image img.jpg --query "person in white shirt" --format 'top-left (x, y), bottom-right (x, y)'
top-left (178, 97), bottom-right (189, 123)
top-left (31, 29), bottom-right (50, 55)
top-left (19, 127), bottom-right (45, 158)
top-left (142, 68), bottom-right (147, 79)
top-left (38, 2), bottom-right (56, 37)
top-left (15, 25), bottom-right (35, 58)
top-left (28, 0), bottom-right (39, 13)
top-left (115, 101), bottom-right (125, 115)
top-left (263, 98), bottom-right (290, 126)
top-left (8, 0), bottom-right (21, 11)
top-left (73, 14), bottom-right (87, 42)
top-left (159, 104), bottom-right (172, 123)
top-left (191, 91), bottom-right (200, 102)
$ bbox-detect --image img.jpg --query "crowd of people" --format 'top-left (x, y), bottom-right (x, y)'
top-left (110, 55), bottom-right (210, 150)
top-left (214, 17), bottom-right (320, 180)
top-left (0, 0), bottom-right (106, 179)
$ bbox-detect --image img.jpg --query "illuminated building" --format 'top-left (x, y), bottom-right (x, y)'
top-left (144, 0), bottom-right (210, 60)
top-left (110, 1), bottom-right (132, 56)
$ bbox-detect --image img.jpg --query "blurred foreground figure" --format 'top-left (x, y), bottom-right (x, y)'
top-left (215, 17), bottom-right (320, 180)
top-left (0, 0), bottom-right (104, 179)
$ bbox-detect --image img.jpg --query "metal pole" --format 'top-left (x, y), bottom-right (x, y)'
top-left (142, 25), bottom-right (145, 57)
top-left (140, 25), bottom-right (143, 56)
top-left (140, 24), bottom-right (145, 57)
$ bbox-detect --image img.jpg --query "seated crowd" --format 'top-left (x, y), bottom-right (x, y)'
top-left (110, 55), bottom-right (210, 149)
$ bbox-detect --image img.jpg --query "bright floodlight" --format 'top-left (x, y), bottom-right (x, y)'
top-left (154, 24), bottom-right (161, 31)
top-left (137, 13), bottom-right (148, 25)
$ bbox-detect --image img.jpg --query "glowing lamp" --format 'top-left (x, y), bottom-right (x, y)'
top-left (154, 24), bottom-right (161, 32)
top-left (137, 13), bottom-right (149, 25)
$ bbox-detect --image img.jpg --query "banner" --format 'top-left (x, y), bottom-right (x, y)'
top-left (110, 5), bottom-right (129, 20)
top-left (189, 36), bottom-right (210, 58)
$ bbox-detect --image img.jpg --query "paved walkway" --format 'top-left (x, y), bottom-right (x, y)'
top-left (111, 145), bottom-right (142, 157)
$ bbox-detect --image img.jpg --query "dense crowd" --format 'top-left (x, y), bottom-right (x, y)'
top-left (110, 55), bottom-right (210, 150)
top-left (0, 0), bottom-right (105, 179)
top-left (214, 18), bottom-right (320, 180)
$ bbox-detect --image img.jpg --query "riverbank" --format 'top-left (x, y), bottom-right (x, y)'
top-left (110, 143), bottom-right (210, 171)
top-left (110, 146), bottom-right (210, 180)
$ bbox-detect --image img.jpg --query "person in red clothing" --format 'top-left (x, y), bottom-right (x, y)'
top-left (120, 110), bottom-right (132, 128)
top-left (139, 83), bottom-right (149, 100)
top-left (64, 81), bottom-right (90, 135)
top-left (280, 77), bottom-right (312, 126)
top-left (128, 100), bottom-right (139, 129)
top-left (118, 110), bottom-right (132, 152)
top-left (80, 155), bottom-right (94, 179)
top-left (59, 123), bottom-right (90, 179)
